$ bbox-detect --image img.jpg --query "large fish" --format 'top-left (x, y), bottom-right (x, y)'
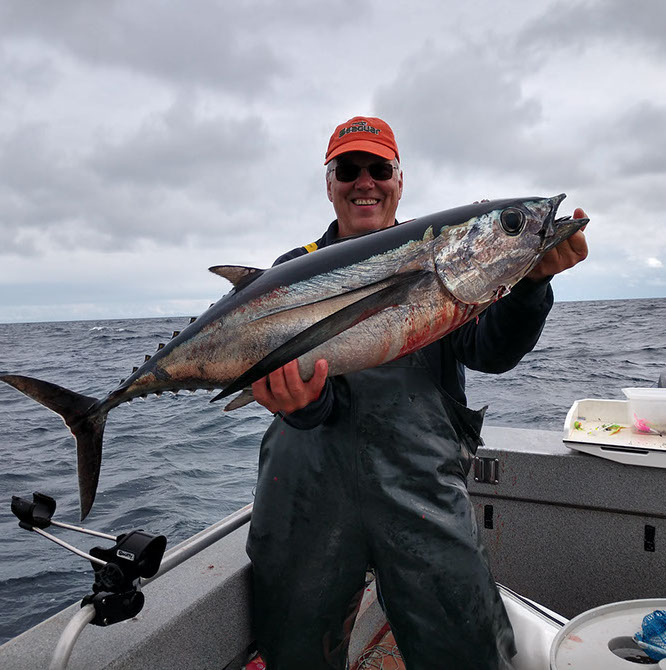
top-left (1, 194), bottom-right (587, 519)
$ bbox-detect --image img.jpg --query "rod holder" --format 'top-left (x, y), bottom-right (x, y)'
top-left (11, 492), bottom-right (56, 530)
top-left (11, 492), bottom-right (167, 627)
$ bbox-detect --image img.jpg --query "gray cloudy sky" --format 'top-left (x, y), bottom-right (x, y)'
top-left (1, 0), bottom-right (665, 323)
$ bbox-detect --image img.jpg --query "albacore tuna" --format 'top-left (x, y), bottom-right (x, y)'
top-left (1, 195), bottom-right (587, 519)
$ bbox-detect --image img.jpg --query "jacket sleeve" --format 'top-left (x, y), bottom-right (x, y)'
top-left (447, 277), bottom-right (554, 373)
top-left (278, 378), bottom-right (335, 430)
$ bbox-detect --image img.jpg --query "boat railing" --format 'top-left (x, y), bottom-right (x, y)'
top-left (40, 503), bottom-right (253, 670)
top-left (149, 503), bottom-right (253, 581)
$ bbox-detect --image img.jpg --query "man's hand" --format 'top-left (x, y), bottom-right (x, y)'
top-left (252, 359), bottom-right (329, 415)
top-left (527, 208), bottom-right (589, 281)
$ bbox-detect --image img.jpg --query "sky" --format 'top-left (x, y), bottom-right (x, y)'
top-left (0, 0), bottom-right (665, 323)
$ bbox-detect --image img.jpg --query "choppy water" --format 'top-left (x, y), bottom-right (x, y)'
top-left (1, 298), bottom-right (665, 644)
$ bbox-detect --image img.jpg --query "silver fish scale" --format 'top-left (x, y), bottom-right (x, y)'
top-left (237, 237), bottom-right (431, 326)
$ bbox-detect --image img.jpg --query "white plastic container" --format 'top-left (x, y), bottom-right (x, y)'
top-left (550, 599), bottom-right (666, 669)
top-left (622, 388), bottom-right (666, 434)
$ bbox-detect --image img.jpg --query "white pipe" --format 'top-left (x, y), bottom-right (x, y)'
top-left (49, 605), bottom-right (96, 670)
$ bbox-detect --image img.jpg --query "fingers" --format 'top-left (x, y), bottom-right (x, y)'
top-left (527, 205), bottom-right (590, 281)
top-left (566, 229), bottom-right (589, 260)
top-left (306, 359), bottom-right (329, 403)
top-left (251, 359), bottom-right (328, 415)
top-left (279, 359), bottom-right (304, 398)
top-left (551, 233), bottom-right (588, 273)
top-left (528, 230), bottom-right (589, 280)
top-left (311, 359), bottom-right (329, 387)
top-left (573, 207), bottom-right (588, 232)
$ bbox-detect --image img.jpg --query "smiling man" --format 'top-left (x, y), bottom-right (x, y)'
top-left (325, 118), bottom-right (403, 238)
top-left (246, 116), bottom-right (588, 669)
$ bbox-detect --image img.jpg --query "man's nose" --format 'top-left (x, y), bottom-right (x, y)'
top-left (355, 167), bottom-right (375, 188)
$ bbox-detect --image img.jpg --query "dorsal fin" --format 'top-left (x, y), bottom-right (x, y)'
top-left (209, 265), bottom-right (265, 290)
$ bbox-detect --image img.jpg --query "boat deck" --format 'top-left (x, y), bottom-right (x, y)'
top-left (245, 625), bottom-right (405, 670)
top-left (353, 625), bottom-right (404, 669)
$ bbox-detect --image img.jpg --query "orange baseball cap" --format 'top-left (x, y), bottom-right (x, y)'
top-left (324, 116), bottom-right (399, 164)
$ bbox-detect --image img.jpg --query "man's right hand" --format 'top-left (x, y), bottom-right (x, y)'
top-left (252, 359), bottom-right (329, 415)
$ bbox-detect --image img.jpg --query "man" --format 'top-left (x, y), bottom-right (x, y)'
top-left (246, 116), bottom-right (588, 669)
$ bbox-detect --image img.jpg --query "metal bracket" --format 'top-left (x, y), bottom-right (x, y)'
top-left (474, 457), bottom-right (499, 484)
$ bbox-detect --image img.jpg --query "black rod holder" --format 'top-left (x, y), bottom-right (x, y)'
top-left (11, 492), bottom-right (167, 627)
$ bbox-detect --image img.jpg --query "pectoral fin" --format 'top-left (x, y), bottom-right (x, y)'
top-left (211, 269), bottom-right (428, 402)
top-left (223, 388), bottom-right (255, 411)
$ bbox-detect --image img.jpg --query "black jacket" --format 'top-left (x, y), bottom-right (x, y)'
top-left (275, 219), bottom-right (553, 429)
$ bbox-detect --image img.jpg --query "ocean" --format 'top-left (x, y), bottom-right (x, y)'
top-left (1, 297), bottom-right (665, 645)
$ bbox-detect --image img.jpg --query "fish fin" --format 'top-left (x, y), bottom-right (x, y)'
top-left (223, 388), bottom-right (255, 412)
top-left (211, 269), bottom-right (428, 401)
top-left (0, 375), bottom-right (105, 521)
top-left (208, 265), bottom-right (265, 290)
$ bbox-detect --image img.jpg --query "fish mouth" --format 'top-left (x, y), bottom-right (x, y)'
top-left (539, 193), bottom-right (588, 253)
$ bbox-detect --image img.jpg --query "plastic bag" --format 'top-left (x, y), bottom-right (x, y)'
top-left (635, 609), bottom-right (666, 661)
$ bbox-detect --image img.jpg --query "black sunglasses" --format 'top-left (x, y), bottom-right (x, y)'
top-left (332, 161), bottom-right (397, 182)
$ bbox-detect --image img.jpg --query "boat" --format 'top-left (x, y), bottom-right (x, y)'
top-left (0, 490), bottom-right (567, 670)
top-left (1, 385), bottom-right (666, 668)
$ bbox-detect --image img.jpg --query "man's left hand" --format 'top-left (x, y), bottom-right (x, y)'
top-left (252, 359), bottom-right (328, 415)
top-left (527, 208), bottom-right (589, 281)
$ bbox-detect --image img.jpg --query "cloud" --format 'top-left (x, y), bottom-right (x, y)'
top-left (0, 1), bottom-right (286, 97)
top-left (0, 92), bottom-right (284, 254)
top-left (371, 40), bottom-right (602, 198)
top-left (0, 0), bottom-right (371, 100)
top-left (0, 123), bottom-right (94, 254)
top-left (370, 0), bottom-right (666, 222)
top-left (88, 94), bottom-right (271, 195)
top-left (0, 44), bottom-right (57, 103)
top-left (374, 43), bottom-right (542, 174)
top-left (518, 0), bottom-right (666, 60)
top-left (0, 0), bottom-right (665, 324)
top-left (609, 103), bottom-right (666, 177)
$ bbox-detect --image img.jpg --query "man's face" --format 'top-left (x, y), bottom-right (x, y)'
top-left (326, 151), bottom-right (403, 238)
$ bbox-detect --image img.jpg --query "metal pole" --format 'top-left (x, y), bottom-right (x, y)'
top-left (147, 502), bottom-right (253, 582)
top-left (49, 605), bottom-right (96, 670)
top-left (50, 520), bottom-right (117, 541)
top-left (32, 528), bottom-right (106, 566)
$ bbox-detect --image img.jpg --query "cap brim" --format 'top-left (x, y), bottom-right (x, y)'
top-left (324, 140), bottom-right (397, 165)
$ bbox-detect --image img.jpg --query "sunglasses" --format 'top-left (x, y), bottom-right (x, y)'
top-left (331, 161), bottom-right (397, 182)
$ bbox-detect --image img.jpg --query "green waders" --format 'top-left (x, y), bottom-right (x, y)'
top-left (247, 352), bottom-right (516, 669)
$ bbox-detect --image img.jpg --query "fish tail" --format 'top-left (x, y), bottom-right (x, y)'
top-left (1, 374), bottom-right (106, 520)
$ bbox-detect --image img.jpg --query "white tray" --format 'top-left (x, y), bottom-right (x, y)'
top-left (563, 398), bottom-right (666, 468)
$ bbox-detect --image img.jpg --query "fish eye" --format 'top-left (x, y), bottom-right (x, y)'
top-left (500, 208), bottom-right (525, 236)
